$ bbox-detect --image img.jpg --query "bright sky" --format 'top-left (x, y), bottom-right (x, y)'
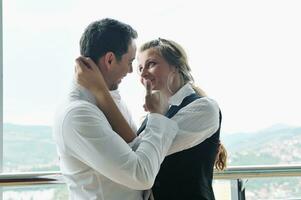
top-left (3, 0), bottom-right (301, 133)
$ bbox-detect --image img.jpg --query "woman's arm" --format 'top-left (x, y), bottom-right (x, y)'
top-left (75, 57), bottom-right (136, 142)
top-left (167, 97), bottom-right (220, 155)
top-left (75, 57), bottom-right (168, 142)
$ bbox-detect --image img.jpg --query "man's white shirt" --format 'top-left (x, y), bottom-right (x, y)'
top-left (53, 83), bottom-right (178, 200)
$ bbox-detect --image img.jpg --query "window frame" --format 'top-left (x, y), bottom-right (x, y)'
top-left (1, 0), bottom-right (4, 199)
top-left (0, 0), bottom-right (3, 174)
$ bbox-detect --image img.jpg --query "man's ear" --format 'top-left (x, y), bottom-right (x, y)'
top-left (104, 52), bottom-right (116, 70)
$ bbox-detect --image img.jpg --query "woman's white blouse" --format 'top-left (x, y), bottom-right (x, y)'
top-left (133, 83), bottom-right (220, 156)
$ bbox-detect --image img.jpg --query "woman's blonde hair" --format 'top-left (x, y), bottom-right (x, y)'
top-left (139, 38), bottom-right (207, 96)
top-left (139, 38), bottom-right (227, 170)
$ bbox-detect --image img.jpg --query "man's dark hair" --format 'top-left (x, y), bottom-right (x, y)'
top-left (80, 18), bottom-right (138, 63)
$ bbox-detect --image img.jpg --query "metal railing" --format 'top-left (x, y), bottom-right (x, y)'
top-left (1, 164), bottom-right (301, 199)
top-left (214, 164), bottom-right (301, 179)
top-left (0, 171), bottom-right (63, 186)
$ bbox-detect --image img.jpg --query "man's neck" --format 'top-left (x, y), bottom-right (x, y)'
top-left (102, 75), bottom-right (116, 91)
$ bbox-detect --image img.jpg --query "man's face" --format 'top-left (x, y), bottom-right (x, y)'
top-left (109, 40), bottom-right (136, 90)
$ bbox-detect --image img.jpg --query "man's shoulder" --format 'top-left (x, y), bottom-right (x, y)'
top-left (56, 100), bottom-right (104, 121)
top-left (67, 99), bottom-right (98, 110)
top-left (54, 99), bottom-right (110, 134)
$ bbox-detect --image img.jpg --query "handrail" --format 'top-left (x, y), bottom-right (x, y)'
top-left (214, 164), bottom-right (301, 179)
top-left (0, 171), bottom-right (63, 186)
top-left (0, 164), bottom-right (301, 187)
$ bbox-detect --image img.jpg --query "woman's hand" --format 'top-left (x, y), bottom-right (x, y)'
top-left (75, 56), bottom-right (108, 95)
top-left (144, 80), bottom-right (169, 115)
top-left (75, 56), bottom-right (136, 142)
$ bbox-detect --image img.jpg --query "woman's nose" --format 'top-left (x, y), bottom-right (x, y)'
top-left (140, 67), bottom-right (149, 77)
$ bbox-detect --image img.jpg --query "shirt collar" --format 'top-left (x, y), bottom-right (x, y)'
top-left (69, 80), bottom-right (121, 105)
top-left (168, 83), bottom-right (195, 106)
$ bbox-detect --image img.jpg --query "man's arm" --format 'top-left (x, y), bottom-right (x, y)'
top-left (167, 98), bottom-right (220, 155)
top-left (62, 102), bottom-right (178, 190)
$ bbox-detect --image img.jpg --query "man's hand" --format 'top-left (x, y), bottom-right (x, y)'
top-left (75, 56), bottom-right (108, 94)
top-left (144, 80), bottom-right (169, 115)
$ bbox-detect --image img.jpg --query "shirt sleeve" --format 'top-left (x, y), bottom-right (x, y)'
top-left (61, 102), bottom-right (178, 190)
top-left (117, 98), bottom-right (138, 133)
top-left (166, 97), bottom-right (220, 156)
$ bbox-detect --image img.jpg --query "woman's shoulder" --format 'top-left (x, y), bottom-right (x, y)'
top-left (186, 96), bottom-right (220, 113)
top-left (194, 96), bottom-right (219, 107)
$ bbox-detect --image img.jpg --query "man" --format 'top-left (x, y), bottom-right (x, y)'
top-left (53, 18), bottom-right (178, 200)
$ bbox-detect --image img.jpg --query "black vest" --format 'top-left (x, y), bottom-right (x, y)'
top-left (137, 93), bottom-right (221, 200)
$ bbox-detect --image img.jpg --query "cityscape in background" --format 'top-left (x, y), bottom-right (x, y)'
top-left (2, 123), bottom-right (301, 199)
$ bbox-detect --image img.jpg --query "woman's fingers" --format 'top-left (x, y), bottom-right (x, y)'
top-left (75, 59), bottom-right (83, 72)
top-left (74, 56), bottom-right (108, 93)
top-left (145, 80), bottom-right (152, 96)
top-left (83, 57), bottom-right (99, 71)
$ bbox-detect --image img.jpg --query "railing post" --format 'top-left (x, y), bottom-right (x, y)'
top-left (231, 179), bottom-right (246, 200)
top-left (0, 0), bottom-right (2, 174)
top-left (0, 0), bottom-right (2, 171)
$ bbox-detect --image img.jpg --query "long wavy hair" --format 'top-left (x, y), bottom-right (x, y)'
top-left (139, 38), bottom-right (227, 170)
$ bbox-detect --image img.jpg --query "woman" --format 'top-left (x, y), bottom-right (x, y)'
top-left (76, 38), bottom-right (227, 200)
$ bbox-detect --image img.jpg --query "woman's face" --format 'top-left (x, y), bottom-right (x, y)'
top-left (137, 48), bottom-right (175, 92)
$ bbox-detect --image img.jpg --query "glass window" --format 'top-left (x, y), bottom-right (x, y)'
top-left (2, 0), bottom-right (301, 199)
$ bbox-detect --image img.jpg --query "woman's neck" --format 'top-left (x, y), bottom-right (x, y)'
top-left (165, 76), bottom-right (185, 97)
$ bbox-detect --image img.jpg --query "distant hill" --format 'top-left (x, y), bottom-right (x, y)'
top-left (219, 124), bottom-right (301, 199)
top-left (4, 122), bottom-right (301, 170)
top-left (221, 124), bottom-right (301, 165)
top-left (3, 123), bottom-right (59, 172)
top-left (3, 123), bottom-right (301, 199)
